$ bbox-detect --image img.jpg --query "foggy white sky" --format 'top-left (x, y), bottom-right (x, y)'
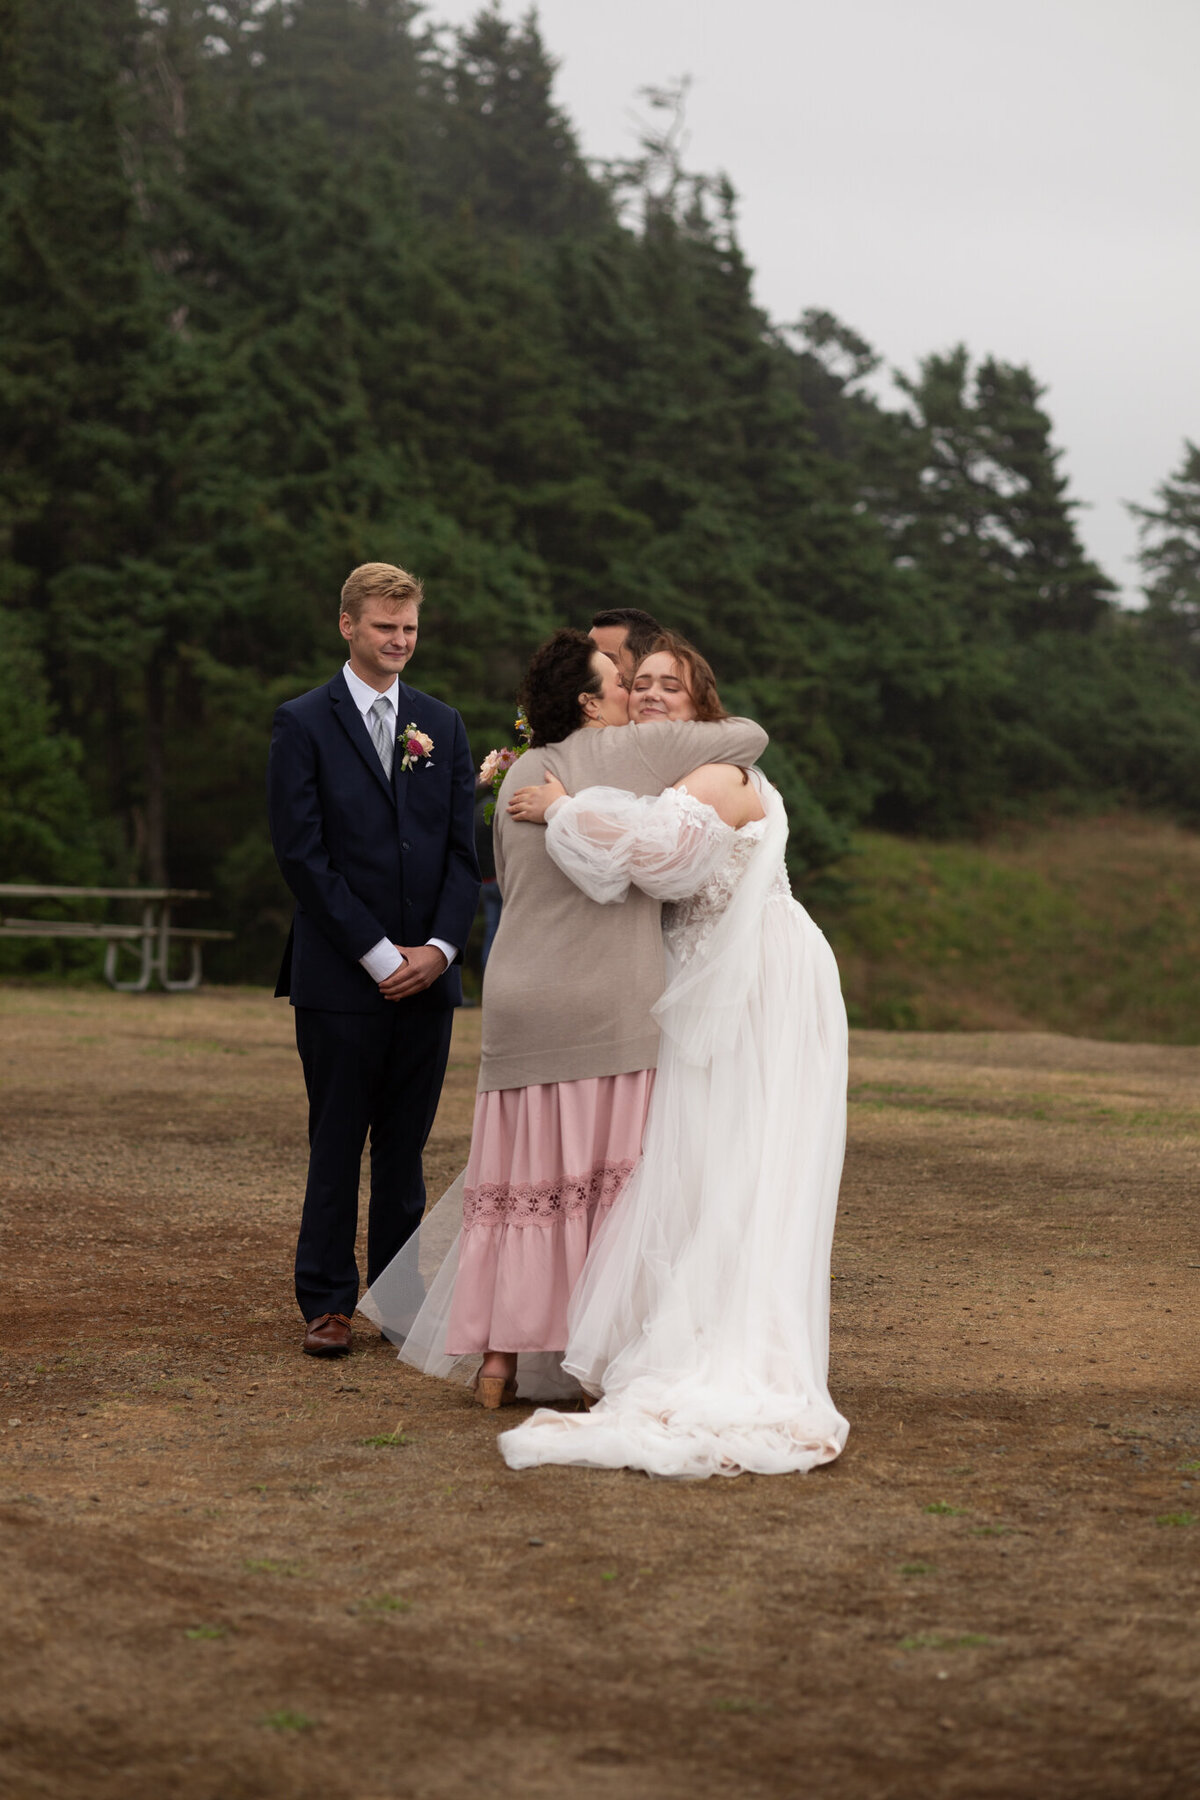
top-left (427, 0), bottom-right (1200, 601)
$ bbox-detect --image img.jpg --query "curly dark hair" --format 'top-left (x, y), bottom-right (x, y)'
top-left (520, 629), bottom-right (603, 747)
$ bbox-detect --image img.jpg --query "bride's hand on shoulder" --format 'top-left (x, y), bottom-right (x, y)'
top-left (507, 772), bottom-right (568, 825)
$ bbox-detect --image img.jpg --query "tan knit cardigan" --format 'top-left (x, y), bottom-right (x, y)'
top-left (478, 717), bottom-right (768, 1092)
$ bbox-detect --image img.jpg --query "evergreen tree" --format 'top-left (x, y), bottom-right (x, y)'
top-left (421, 5), bottom-right (604, 235)
top-left (891, 348), bottom-right (1115, 641)
top-left (1131, 440), bottom-right (1200, 674)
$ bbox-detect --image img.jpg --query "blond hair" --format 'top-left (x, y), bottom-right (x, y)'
top-left (339, 562), bottom-right (424, 620)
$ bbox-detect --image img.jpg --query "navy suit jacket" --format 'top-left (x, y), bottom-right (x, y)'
top-left (267, 671), bottom-right (480, 1014)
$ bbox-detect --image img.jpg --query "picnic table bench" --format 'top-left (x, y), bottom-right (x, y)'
top-left (0, 885), bottom-right (233, 992)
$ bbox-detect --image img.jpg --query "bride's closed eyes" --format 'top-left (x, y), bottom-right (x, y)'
top-left (628, 651), bottom-right (697, 723)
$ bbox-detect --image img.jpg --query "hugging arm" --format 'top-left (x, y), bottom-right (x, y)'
top-left (633, 716), bottom-right (767, 788)
top-left (544, 787), bottom-right (736, 905)
top-left (506, 772), bottom-right (567, 824)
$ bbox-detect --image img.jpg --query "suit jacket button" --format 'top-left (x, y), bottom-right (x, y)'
top-left (401, 840), bottom-right (411, 851)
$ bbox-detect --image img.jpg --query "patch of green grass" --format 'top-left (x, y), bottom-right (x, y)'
top-left (923, 1501), bottom-right (967, 1516)
top-left (351, 1594), bottom-right (412, 1616)
top-left (260, 1709), bottom-right (315, 1733)
top-left (1176, 1460), bottom-right (1200, 1473)
top-left (825, 817), bottom-right (1200, 1043)
top-left (600, 1570), bottom-right (619, 1583)
top-left (185, 1625), bottom-right (227, 1641)
top-left (1123, 1108), bottom-right (1200, 1133)
top-left (1155, 1511), bottom-right (1196, 1528)
top-left (360, 1430), bottom-right (411, 1448)
top-left (243, 1557), bottom-right (305, 1577)
top-left (899, 1562), bottom-right (936, 1576)
top-left (899, 1633), bottom-right (992, 1653)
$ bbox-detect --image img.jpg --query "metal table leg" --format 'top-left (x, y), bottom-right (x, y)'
top-left (103, 904), bottom-right (158, 992)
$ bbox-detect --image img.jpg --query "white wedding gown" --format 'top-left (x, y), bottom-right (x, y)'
top-left (497, 774), bottom-right (850, 1479)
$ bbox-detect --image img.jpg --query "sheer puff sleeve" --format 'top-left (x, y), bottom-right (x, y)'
top-left (543, 786), bottom-right (735, 905)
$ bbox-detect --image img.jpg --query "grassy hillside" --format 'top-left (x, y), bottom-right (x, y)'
top-left (817, 814), bottom-right (1200, 1043)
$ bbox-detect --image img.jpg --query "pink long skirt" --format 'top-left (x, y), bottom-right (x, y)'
top-left (444, 1071), bottom-right (654, 1355)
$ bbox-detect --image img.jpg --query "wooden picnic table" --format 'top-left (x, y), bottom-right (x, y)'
top-left (0, 885), bottom-right (233, 992)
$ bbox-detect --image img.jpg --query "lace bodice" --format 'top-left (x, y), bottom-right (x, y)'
top-left (663, 799), bottom-right (790, 966)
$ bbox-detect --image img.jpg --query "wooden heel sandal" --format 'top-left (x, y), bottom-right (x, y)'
top-left (474, 1373), bottom-right (519, 1410)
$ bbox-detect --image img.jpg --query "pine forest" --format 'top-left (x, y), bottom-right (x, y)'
top-left (4, 0), bottom-right (1200, 987)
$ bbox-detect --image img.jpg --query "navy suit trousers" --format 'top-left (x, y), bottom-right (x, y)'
top-left (293, 1004), bottom-right (454, 1321)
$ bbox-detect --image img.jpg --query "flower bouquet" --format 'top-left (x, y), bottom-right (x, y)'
top-left (479, 712), bottom-right (533, 823)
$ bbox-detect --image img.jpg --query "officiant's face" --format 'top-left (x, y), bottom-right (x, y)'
top-left (629, 653), bottom-right (696, 723)
top-left (589, 624), bottom-right (634, 684)
top-left (339, 599), bottom-right (419, 689)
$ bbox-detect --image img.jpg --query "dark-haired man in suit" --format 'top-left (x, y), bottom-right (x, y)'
top-left (268, 563), bottom-right (479, 1357)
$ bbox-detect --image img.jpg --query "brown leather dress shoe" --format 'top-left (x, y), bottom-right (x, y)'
top-left (303, 1312), bottom-right (353, 1357)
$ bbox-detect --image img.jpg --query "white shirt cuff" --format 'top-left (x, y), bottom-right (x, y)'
top-left (426, 937), bottom-right (456, 969)
top-left (360, 938), bottom-right (404, 981)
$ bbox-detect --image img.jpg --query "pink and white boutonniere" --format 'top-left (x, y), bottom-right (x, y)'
top-left (399, 723), bottom-right (434, 774)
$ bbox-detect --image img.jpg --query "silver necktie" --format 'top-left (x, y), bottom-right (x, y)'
top-left (368, 695), bottom-right (394, 778)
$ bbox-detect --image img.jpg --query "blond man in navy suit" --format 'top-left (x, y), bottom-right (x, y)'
top-left (268, 564), bottom-right (479, 1356)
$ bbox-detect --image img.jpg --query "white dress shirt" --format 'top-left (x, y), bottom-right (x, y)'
top-left (341, 662), bottom-right (457, 982)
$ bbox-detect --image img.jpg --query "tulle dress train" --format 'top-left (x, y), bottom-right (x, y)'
top-left (498, 776), bottom-right (850, 1479)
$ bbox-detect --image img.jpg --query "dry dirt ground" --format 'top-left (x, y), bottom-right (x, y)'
top-left (0, 987), bottom-right (1197, 1800)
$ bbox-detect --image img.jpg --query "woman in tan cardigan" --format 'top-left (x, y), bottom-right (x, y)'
top-left (366, 629), bottom-right (766, 1404)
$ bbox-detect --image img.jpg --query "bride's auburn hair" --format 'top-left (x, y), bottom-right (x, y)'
top-left (639, 631), bottom-right (728, 722)
top-left (520, 628), bottom-right (604, 746)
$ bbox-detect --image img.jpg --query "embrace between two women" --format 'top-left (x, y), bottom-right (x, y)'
top-left (270, 564), bottom-right (848, 1482)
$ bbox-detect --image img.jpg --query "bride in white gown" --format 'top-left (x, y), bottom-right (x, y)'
top-left (497, 639), bottom-right (850, 1479)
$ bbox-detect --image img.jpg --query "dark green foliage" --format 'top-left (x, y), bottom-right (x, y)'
top-left (0, 611), bottom-right (102, 975)
top-left (2, 0), bottom-right (1198, 982)
top-left (0, 612), bottom-right (98, 883)
top-left (1131, 440), bottom-right (1200, 675)
top-left (891, 348), bottom-right (1115, 640)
